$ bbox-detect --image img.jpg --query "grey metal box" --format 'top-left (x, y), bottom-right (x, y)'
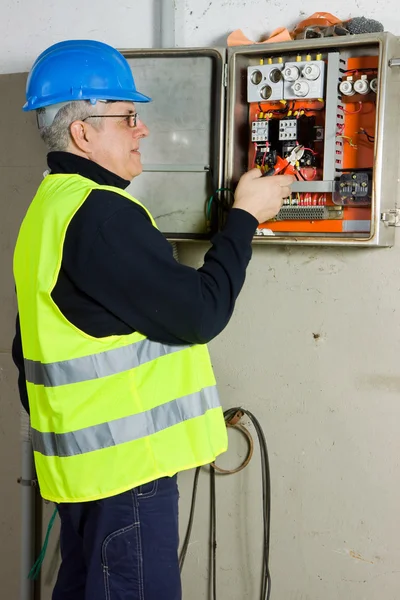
top-left (224, 32), bottom-right (400, 247)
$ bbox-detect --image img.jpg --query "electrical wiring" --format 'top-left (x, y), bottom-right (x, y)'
top-left (336, 122), bottom-right (345, 135)
top-left (300, 103), bottom-right (325, 114)
top-left (342, 68), bottom-right (377, 76)
top-left (258, 101), bottom-right (290, 116)
top-left (258, 101), bottom-right (294, 118)
top-left (252, 142), bottom-right (258, 168)
top-left (179, 408), bottom-right (272, 600)
top-left (205, 188), bottom-right (235, 227)
top-left (261, 149), bottom-right (267, 168)
top-left (336, 134), bottom-right (358, 149)
top-left (358, 128), bottom-right (375, 142)
top-left (302, 147), bottom-right (318, 155)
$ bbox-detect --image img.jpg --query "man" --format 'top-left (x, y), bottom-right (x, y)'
top-left (12, 40), bottom-right (293, 599)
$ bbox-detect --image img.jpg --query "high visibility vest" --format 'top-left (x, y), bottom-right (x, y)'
top-left (13, 173), bottom-right (227, 503)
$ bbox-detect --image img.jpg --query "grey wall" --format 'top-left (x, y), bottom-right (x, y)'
top-left (0, 73), bottom-right (48, 599)
top-left (177, 242), bottom-right (400, 599)
top-left (0, 2), bottom-right (399, 600)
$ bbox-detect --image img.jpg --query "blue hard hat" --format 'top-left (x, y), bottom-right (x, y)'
top-left (23, 39), bottom-right (151, 111)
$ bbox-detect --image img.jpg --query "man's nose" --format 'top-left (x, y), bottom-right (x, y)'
top-left (135, 119), bottom-right (149, 138)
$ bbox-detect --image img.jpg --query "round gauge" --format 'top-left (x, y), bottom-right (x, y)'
top-left (259, 85), bottom-right (272, 99)
top-left (269, 68), bottom-right (282, 83)
top-left (251, 70), bottom-right (263, 85)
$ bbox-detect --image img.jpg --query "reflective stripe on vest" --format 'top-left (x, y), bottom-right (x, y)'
top-left (32, 385), bottom-right (220, 457)
top-left (25, 338), bottom-right (190, 387)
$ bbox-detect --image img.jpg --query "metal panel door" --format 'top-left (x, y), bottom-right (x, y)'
top-left (122, 48), bottom-right (226, 240)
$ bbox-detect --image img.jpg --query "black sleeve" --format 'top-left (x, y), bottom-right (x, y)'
top-left (63, 191), bottom-right (258, 345)
top-left (12, 314), bottom-right (29, 414)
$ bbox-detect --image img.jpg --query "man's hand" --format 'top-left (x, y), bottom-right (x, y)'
top-left (233, 169), bottom-right (295, 223)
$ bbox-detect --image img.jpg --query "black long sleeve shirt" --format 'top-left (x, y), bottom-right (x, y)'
top-left (12, 152), bottom-right (258, 413)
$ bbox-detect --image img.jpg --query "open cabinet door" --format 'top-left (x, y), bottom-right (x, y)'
top-left (122, 48), bottom-right (226, 240)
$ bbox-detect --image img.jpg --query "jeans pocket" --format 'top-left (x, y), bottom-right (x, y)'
top-left (137, 479), bottom-right (158, 498)
top-left (102, 524), bottom-right (143, 600)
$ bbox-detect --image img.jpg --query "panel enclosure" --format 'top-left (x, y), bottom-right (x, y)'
top-left (122, 48), bottom-right (226, 241)
top-left (225, 33), bottom-right (400, 247)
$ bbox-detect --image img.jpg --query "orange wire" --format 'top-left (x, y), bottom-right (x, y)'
top-left (342, 102), bottom-right (362, 114)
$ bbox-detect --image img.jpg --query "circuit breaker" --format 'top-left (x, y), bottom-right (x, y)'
top-left (119, 32), bottom-right (400, 246)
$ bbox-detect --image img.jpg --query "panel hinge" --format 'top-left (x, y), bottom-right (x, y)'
top-left (223, 63), bottom-right (228, 87)
top-left (381, 209), bottom-right (400, 226)
top-left (389, 58), bottom-right (400, 68)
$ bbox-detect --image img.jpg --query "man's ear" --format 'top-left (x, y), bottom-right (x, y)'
top-left (69, 121), bottom-right (93, 154)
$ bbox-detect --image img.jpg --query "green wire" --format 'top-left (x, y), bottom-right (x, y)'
top-left (28, 506), bottom-right (58, 580)
top-left (205, 188), bottom-right (234, 222)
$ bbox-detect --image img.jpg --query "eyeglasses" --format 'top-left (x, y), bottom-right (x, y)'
top-left (82, 113), bottom-right (140, 128)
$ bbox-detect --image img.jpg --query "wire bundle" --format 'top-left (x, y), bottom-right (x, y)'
top-left (180, 407), bottom-right (272, 600)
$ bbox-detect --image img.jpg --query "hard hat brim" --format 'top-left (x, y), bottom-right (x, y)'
top-left (23, 89), bottom-right (152, 112)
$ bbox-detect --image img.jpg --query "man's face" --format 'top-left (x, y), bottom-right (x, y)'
top-left (83, 101), bottom-right (149, 181)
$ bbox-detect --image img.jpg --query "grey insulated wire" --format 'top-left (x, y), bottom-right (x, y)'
top-left (179, 407), bottom-right (272, 600)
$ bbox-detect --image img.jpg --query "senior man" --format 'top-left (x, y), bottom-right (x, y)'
top-left (12, 40), bottom-right (293, 600)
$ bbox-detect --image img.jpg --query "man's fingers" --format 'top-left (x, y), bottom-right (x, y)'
top-left (277, 175), bottom-right (296, 186)
top-left (280, 186), bottom-right (293, 198)
top-left (247, 168), bottom-right (263, 179)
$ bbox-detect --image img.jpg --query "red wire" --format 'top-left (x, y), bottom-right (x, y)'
top-left (302, 147), bottom-right (318, 155)
top-left (343, 69), bottom-right (377, 75)
top-left (261, 151), bottom-right (267, 167)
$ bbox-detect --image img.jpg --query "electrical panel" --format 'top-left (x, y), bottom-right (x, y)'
top-left (224, 33), bottom-right (400, 246)
top-left (243, 49), bottom-right (379, 240)
top-left (118, 33), bottom-right (400, 246)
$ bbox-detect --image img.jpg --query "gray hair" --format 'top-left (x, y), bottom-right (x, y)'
top-left (37, 101), bottom-right (108, 152)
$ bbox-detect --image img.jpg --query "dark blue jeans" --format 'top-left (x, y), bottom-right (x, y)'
top-left (52, 475), bottom-right (181, 600)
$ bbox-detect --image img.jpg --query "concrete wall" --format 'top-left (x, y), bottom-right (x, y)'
top-left (1, 1), bottom-right (399, 599)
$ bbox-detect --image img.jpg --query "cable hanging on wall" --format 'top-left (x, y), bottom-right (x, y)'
top-left (180, 407), bottom-right (272, 600)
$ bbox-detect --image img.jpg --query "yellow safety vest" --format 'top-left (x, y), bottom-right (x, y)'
top-left (13, 173), bottom-right (227, 503)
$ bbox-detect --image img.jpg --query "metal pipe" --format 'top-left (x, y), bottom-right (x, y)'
top-left (160, 0), bottom-right (176, 48)
top-left (20, 409), bottom-right (35, 600)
